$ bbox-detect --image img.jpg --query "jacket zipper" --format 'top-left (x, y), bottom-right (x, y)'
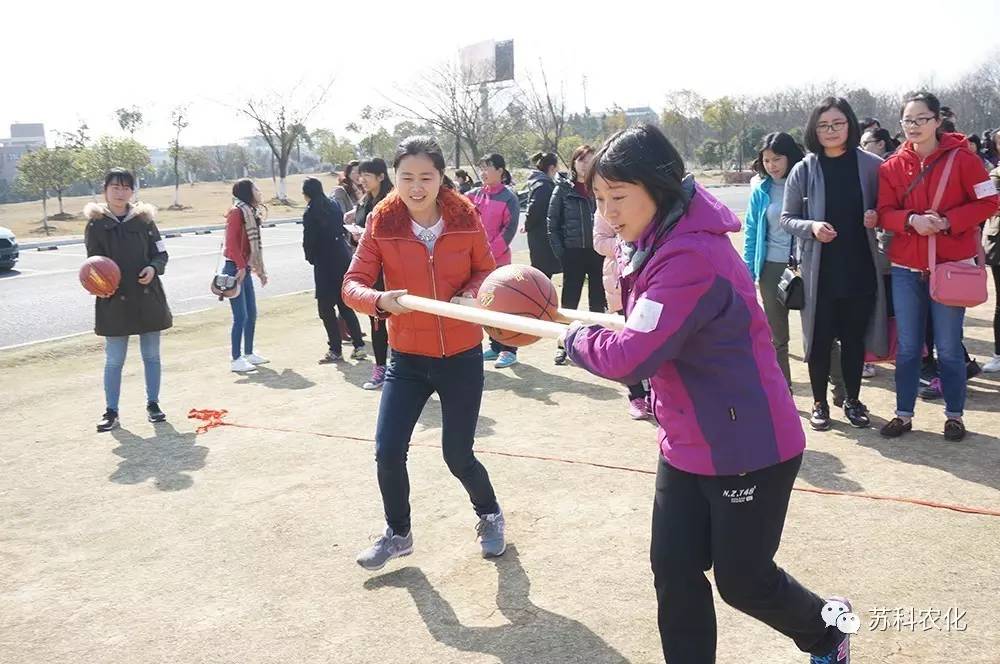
top-left (426, 250), bottom-right (447, 357)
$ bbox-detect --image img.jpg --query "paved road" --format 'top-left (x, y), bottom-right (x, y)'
top-left (0, 187), bottom-right (750, 349)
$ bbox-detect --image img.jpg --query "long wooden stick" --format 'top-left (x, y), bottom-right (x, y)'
top-left (397, 294), bottom-right (568, 340)
top-left (450, 297), bottom-right (626, 331)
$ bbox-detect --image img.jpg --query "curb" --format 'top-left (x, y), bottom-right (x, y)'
top-left (20, 218), bottom-right (300, 251)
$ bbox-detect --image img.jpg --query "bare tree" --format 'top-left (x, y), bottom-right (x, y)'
top-left (168, 106), bottom-right (189, 209)
top-left (240, 80), bottom-right (333, 202)
top-left (391, 61), bottom-right (518, 166)
top-left (520, 64), bottom-right (569, 164)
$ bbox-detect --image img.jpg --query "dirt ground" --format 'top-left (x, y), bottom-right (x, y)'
top-left (1, 255), bottom-right (998, 663)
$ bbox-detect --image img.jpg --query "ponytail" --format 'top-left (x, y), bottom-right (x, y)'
top-left (501, 169), bottom-right (512, 186)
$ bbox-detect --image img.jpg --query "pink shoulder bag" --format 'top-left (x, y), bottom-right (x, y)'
top-left (927, 150), bottom-right (988, 308)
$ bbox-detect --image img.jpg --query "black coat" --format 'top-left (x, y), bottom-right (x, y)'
top-left (303, 199), bottom-right (354, 300)
top-left (84, 202), bottom-right (172, 337)
top-left (547, 174), bottom-right (597, 257)
top-left (523, 170), bottom-right (562, 275)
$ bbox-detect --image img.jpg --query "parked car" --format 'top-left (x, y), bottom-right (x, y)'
top-left (0, 226), bottom-right (19, 271)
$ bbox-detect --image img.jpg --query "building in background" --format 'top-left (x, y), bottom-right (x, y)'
top-left (0, 123), bottom-right (46, 189)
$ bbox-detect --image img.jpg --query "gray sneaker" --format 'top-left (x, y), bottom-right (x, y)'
top-left (476, 511), bottom-right (507, 558)
top-left (356, 527), bottom-right (413, 571)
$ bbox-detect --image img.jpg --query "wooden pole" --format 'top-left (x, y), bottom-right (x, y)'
top-left (397, 294), bottom-right (568, 341)
top-left (450, 297), bottom-right (625, 331)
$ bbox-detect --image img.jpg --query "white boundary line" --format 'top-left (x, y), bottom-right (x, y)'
top-left (0, 289), bottom-right (313, 352)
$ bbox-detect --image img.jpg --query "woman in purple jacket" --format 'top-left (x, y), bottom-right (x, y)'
top-left (562, 124), bottom-right (851, 664)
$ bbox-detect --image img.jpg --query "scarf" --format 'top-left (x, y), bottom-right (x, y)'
top-left (236, 200), bottom-right (265, 277)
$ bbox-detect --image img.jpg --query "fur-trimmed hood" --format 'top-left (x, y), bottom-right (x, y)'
top-left (369, 186), bottom-right (481, 240)
top-left (84, 201), bottom-right (157, 224)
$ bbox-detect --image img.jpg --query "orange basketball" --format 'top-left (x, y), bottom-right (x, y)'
top-left (477, 264), bottom-right (559, 347)
top-left (79, 256), bottom-right (121, 298)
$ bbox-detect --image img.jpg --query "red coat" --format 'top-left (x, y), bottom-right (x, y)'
top-left (342, 187), bottom-right (497, 358)
top-left (224, 208), bottom-right (251, 270)
top-left (876, 132), bottom-right (998, 270)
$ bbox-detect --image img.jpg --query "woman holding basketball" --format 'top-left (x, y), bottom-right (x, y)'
top-left (343, 136), bottom-right (506, 571)
top-left (563, 125), bottom-right (852, 664)
top-left (84, 168), bottom-right (172, 433)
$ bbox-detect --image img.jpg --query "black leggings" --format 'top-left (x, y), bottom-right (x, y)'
top-left (561, 248), bottom-right (607, 313)
top-left (651, 454), bottom-right (839, 662)
top-left (809, 293), bottom-right (875, 403)
top-left (370, 318), bottom-right (389, 366)
top-left (318, 294), bottom-right (363, 351)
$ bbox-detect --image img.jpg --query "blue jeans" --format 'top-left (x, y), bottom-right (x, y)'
top-left (374, 346), bottom-right (499, 535)
top-left (892, 267), bottom-right (966, 418)
top-left (104, 332), bottom-right (161, 411)
top-left (223, 260), bottom-right (256, 360)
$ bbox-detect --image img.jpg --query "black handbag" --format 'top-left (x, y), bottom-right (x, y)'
top-left (777, 161), bottom-right (806, 310)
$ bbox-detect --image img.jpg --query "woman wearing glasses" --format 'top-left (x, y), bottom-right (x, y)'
top-left (781, 97), bottom-right (888, 431)
top-left (876, 91), bottom-right (998, 441)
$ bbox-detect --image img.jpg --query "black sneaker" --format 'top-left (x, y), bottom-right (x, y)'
top-left (880, 417), bottom-right (912, 438)
top-left (810, 402), bottom-right (832, 431)
top-left (944, 418), bottom-right (966, 442)
top-left (146, 401), bottom-right (166, 423)
top-left (966, 359), bottom-right (982, 379)
top-left (554, 349), bottom-right (568, 365)
top-left (97, 409), bottom-right (119, 433)
top-left (843, 399), bottom-right (870, 428)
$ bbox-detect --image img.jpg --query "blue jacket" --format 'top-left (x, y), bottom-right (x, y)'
top-left (742, 176), bottom-right (777, 281)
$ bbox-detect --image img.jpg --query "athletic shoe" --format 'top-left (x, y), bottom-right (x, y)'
top-left (966, 359), bottom-right (982, 379)
top-left (983, 355), bottom-right (1000, 373)
top-left (476, 511), bottom-right (507, 558)
top-left (554, 348), bottom-right (568, 365)
top-left (350, 347), bottom-right (368, 361)
top-left (810, 402), bottom-right (832, 431)
top-left (628, 397), bottom-right (650, 420)
top-left (244, 352), bottom-right (268, 365)
top-left (494, 351), bottom-right (518, 369)
top-left (810, 599), bottom-right (852, 663)
top-left (944, 418), bottom-right (966, 442)
top-left (363, 365), bottom-right (386, 390)
top-left (146, 401), bottom-right (166, 423)
top-left (356, 527), bottom-right (414, 571)
top-left (318, 350), bottom-right (343, 364)
top-left (231, 357), bottom-right (256, 373)
top-left (483, 348), bottom-right (500, 362)
top-left (96, 409), bottom-right (119, 433)
top-left (831, 383), bottom-right (846, 409)
top-left (919, 377), bottom-right (942, 400)
top-left (842, 399), bottom-right (870, 428)
top-left (862, 363), bottom-right (876, 378)
top-left (880, 417), bottom-right (912, 438)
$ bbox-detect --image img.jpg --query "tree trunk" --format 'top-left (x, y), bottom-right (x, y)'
top-left (173, 153), bottom-right (181, 207)
top-left (41, 195), bottom-right (50, 236)
top-left (278, 157), bottom-right (289, 201)
top-left (57, 191), bottom-right (65, 215)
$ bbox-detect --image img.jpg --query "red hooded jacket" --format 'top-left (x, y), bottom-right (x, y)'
top-left (876, 132), bottom-right (998, 270)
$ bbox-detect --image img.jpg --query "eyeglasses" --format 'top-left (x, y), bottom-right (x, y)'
top-left (816, 121), bottom-right (848, 134)
top-left (899, 116), bottom-right (937, 128)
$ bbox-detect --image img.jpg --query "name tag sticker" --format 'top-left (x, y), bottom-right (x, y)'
top-left (155, 240), bottom-right (166, 252)
top-left (974, 179), bottom-right (997, 199)
top-left (625, 297), bottom-right (663, 333)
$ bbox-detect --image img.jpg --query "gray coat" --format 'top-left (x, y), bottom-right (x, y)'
top-left (780, 149), bottom-right (888, 360)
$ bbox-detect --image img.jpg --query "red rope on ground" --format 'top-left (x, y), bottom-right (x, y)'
top-left (187, 408), bottom-right (1000, 518)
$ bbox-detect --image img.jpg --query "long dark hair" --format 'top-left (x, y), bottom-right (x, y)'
top-left (479, 152), bottom-right (512, 185)
top-left (587, 124), bottom-right (687, 222)
top-left (395, 136), bottom-right (455, 190)
top-left (751, 132), bottom-right (804, 179)
top-left (302, 177), bottom-right (340, 219)
top-left (339, 160), bottom-right (361, 203)
top-left (232, 178), bottom-right (266, 221)
top-left (358, 157), bottom-right (393, 205)
top-left (804, 97), bottom-right (862, 154)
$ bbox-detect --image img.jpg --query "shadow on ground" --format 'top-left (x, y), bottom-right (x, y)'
top-left (485, 362), bottom-right (621, 405)
top-left (234, 366), bottom-right (316, 390)
top-left (364, 545), bottom-right (629, 664)
top-left (109, 422), bottom-right (208, 491)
